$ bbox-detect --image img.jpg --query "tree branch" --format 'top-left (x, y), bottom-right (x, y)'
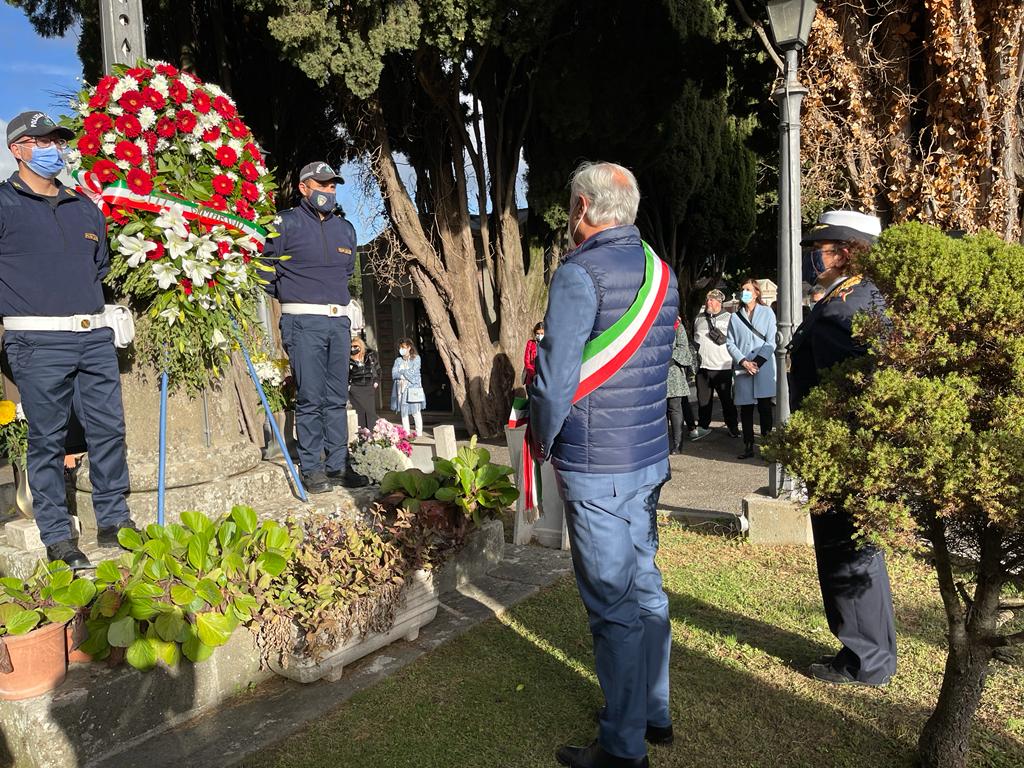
top-left (731, 0), bottom-right (784, 71)
top-left (990, 630), bottom-right (1024, 648)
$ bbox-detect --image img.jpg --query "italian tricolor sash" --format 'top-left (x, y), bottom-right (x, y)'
top-left (510, 240), bottom-right (671, 519)
top-left (72, 169), bottom-right (268, 243)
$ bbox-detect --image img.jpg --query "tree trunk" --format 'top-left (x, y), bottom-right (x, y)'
top-left (918, 636), bottom-right (993, 768)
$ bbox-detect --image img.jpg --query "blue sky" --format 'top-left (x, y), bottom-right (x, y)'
top-left (0, 6), bottom-right (524, 243)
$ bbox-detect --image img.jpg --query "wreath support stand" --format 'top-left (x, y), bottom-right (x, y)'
top-left (157, 365), bottom-right (169, 525)
top-left (235, 325), bottom-right (306, 502)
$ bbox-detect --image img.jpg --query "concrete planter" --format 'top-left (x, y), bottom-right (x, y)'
top-left (269, 569), bottom-right (439, 684)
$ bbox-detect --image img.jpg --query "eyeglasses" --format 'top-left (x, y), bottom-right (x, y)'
top-left (14, 137), bottom-right (69, 149)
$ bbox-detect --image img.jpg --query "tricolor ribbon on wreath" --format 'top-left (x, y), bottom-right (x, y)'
top-left (72, 168), bottom-right (268, 244)
top-left (509, 241), bottom-right (672, 522)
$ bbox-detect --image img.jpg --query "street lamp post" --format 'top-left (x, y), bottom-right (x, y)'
top-left (100, 0), bottom-right (147, 74)
top-left (766, 0), bottom-right (816, 497)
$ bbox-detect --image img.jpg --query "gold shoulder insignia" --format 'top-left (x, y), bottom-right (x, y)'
top-left (828, 276), bottom-right (863, 303)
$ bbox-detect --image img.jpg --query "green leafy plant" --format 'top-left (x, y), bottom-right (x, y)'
top-left (0, 560), bottom-right (97, 638)
top-left (80, 506), bottom-right (297, 670)
top-left (250, 512), bottom-right (410, 665)
top-left (432, 438), bottom-right (518, 525)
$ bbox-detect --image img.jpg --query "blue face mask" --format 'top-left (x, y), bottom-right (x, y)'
top-left (307, 190), bottom-right (336, 215)
top-left (25, 144), bottom-right (65, 179)
top-left (802, 249), bottom-right (828, 283)
top-left (740, 289), bottom-right (754, 304)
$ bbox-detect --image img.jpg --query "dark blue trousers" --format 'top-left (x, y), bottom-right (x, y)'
top-left (811, 510), bottom-right (898, 684)
top-left (279, 314), bottom-right (350, 475)
top-left (4, 329), bottom-right (130, 546)
top-left (559, 462), bottom-right (671, 760)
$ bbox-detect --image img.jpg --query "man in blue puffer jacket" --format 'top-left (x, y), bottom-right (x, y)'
top-left (530, 161), bottom-right (679, 768)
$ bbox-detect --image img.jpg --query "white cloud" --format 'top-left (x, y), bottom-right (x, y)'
top-left (0, 62), bottom-right (80, 78)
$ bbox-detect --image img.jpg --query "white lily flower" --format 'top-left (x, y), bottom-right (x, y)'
top-left (152, 261), bottom-right (180, 290)
top-left (190, 234), bottom-right (219, 262)
top-left (155, 205), bottom-right (190, 239)
top-left (210, 328), bottom-right (229, 350)
top-left (181, 257), bottom-right (215, 284)
top-left (158, 308), bottom-right (178, 326)
top-left (15, 403), bottom-right (25, 421)
top-left (165, 232), bottom-right (193, 261)
top-left (116, 233), bottom-right (157, 267)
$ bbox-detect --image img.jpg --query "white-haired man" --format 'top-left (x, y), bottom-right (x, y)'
top-left (530, 161), bottom-right (679, 768)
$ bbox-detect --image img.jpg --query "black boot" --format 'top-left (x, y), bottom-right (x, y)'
top-left (97, 519), bottom-right (141, 548)
top-left (46, 539), bottom-right (92, 570)
top-left (738, 442), bottom-right (755, 459)
top-left (556, 741), bottom-right (648, 768)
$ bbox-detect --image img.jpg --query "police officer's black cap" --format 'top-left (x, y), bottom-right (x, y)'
top-left (6, 111), bottom-right (74, 146)
top-left (299, 161), bottom-right (344, 184)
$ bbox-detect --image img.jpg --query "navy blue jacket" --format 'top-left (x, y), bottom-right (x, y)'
top-left (262, 198), bottom-right (356, 305)
top-left (789, 274), bottom-right (885, 411)
top-left (529, 225), bottom-right (679, 474)
top-left (0, 173), bottom-right (109, 317)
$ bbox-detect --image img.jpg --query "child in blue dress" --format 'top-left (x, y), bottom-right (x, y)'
top-left (390, 338), bottom-right (425, 436)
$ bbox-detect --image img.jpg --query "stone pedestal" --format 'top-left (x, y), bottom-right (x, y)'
top-left (506, 426), bottom-right (569, 550)
top-left (743, 492), bottom-right (814, 545)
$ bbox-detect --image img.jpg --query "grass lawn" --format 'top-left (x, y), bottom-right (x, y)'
top-left (242, 523), bottom-right (1024, 768)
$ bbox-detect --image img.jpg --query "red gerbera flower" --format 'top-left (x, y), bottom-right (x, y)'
top-left (228, 120), bottom-right (248, 139)
top-left (239, 160), bottom-right (259, 182)
top-left (114, 140), bottom-right (143, 166)
top-left (155, 116), bottom-right (176, 138)
top-left (154, 63), bottom-right (178, 77)
top-left (110, 209), bottom-right (128, 226)
top-left (169, 80), bottom-right (188, 105)
top-left (215, 146), bottom-right (238, 167)
top-left (126, 66), bottom-right (153, 82)
top-left (118, 90), bottom-right (144, 113)
top-left (126, 168), bottom-right (154, 195)
top-left (201, 127), bottom-right (221, 143)
top-left (147, 241), bottom-right (165, 260)
top-left (234, 198), bottom-right (254, 220)
top-left (211, 174), bottom-right (235, 196)
top-left (95, 75), bottom-right (117, 95)
top-left (77, 133), bottom-right (101, 157)
top-left (142, 87), bottom-right (166, 110)
top-left (88, 91), bottom-right (111, 110)
top-left (83, 113), bottom-right (113, 135)
top-left (243, 142), bottom-right (261, 160)
top-left (240, 181), bottom-right (259, 202)
top-left (212, 95), bottom-right (236, 118)
top-left (206, 195), bottom-right (228, 211)
top-left (217, 240), bottom-right (231, 257)
top-left (115, 114), bottom-right (142, 139)
top-left (90, 159), bottom-right (119, 183)
top-left (191, 90), bottom-right (211, 115)
top-left (175, 110), bottom-right (198, 134)
top-left (180, 278), bottom-right (193, 296)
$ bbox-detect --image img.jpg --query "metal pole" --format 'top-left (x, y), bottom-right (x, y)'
top-left (157, 369), bottom-right (168, 525)
top-left (100, 0), bottom-right (148, 73)
top-left (770, 47), bottom-right (808, 497)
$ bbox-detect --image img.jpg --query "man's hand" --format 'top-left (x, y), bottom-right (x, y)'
top-left (742, 360), bottom-right (759, 375)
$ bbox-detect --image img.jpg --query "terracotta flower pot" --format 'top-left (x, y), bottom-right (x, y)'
top-left (66, 611), bottom-right (92, 664)
top-left (0, 621), bottom-right (69, 700)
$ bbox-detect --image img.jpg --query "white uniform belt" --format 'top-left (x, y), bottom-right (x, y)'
top-left (3, 313), bottom-right (112, 332)
top-left (280, 302), bottom-right (350, 318)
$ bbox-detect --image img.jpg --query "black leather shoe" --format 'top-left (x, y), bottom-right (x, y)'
top-left (46, 539), bottom-right (92, 570)
top-left (97, 519), bottom-right (141, 548)
top-left (595, 708), bottom-right (673, 745)
top-left (808, 662), bottom-right (889, 687)
top-left (301, 472), bottom-right (332, 494)
top-left (738, 443), bottom-right (755, 459)
top-left (556, 741), bottom-right (648, 768)
top-left (327, 467), bottom-right (370, 488)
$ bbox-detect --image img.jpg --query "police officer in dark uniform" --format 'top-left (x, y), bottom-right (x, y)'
top-left (789, 210), bottom-right (897, 687)
top-left (0, 111), bottom-right (136, 569)
top-left (263, 162), bottom-right (368, 493)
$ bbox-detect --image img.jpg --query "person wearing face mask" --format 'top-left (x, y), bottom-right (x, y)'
top-left (790, 210), bottom-right (895, 688)
top-left (0, 111), bottom-right (137, 569)
top-left (263, 162), bottom-right (368, 493)
top-left (531, 162), bottom-right (678, 768)
top-left (726, 279), bottom-right (777, 459)
top-left (523, 321), bottom-right (545, 387)
top-left (348, 335), bottom-right (380, 429)
top-left (692, 289), bottom-right (739, 437)
top-left (390, 339), bottom-right (424, 435)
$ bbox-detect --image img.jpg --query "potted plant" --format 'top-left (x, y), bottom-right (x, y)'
top-left (348, 418), bottom-right (414, 484)
top-left (0, 560), bottom-right (97, 699)
top-left (0, 398), bottom-right (30, 517)
top-left (250, 509), bottom-right (448, 683)
top-left (79, 506), bottom-right (295, 670)
top-left (763, 224), bottom-right (1024, 768)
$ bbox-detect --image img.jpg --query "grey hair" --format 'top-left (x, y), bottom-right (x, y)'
top-left (569, 161), bottom-right (640, 227)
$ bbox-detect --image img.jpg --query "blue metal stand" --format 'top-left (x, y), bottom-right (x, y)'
top-left (235, 333), bottom-right (307, 502)
top-left (157, 369), bottom-right (168, 525)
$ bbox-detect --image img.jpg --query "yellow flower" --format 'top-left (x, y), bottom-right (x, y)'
top-left (0, 401), bottom-right (16, 426)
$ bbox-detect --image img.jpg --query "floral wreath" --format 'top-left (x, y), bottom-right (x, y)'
top-left (63, 60), bottom-right (279, 389)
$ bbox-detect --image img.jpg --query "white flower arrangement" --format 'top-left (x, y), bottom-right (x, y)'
top-left (349, 442), bottom-right (413, 485)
